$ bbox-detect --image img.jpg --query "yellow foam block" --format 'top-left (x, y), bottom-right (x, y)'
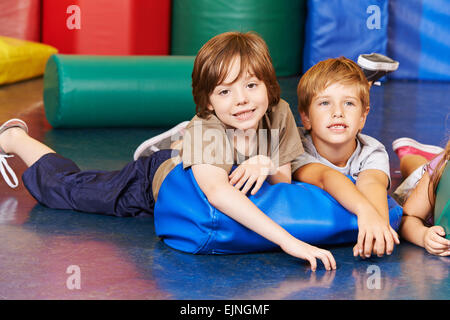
top-left (0, 36), bottom-right (58, 85)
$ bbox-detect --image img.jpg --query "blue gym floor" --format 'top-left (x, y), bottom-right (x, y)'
top-left (0, 77), bottom-right (448, 300)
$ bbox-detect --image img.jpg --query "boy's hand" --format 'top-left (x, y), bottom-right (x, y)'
top-left (229, 155), bottom-right (275, 195)
top-left (280, 238), bottom-right (336, 272)
top-left (354, 170), bottom-right (400, 258)
top-left (353, 208), bottom-right (400, 258)
top-left (423, 226), bottom-right (450, 256)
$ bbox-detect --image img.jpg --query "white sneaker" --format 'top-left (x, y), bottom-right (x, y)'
top-left (0, 119), bottom-right (28, 188)
top-left (357, 53), bottom-right (399, 82)
top-left (133, 121), bottom-right (189, 160)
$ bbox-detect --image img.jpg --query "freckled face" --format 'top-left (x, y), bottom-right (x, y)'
top-left (207, 57), bottom-right (269, 132)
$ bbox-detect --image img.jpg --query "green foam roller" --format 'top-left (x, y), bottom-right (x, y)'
top-left (44, 54), bottom-right (196, 128)
top-left (434, 163), bottom-right (450, 239)
top-left (171, 0), bottom-right (306, 77)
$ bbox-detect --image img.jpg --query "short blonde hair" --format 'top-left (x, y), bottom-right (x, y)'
top-left (297, 57), bottom-right (370, 115)
top-left (192, 31), bottom-right (280, 119)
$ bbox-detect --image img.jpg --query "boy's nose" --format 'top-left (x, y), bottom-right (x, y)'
top-left (235, 91), bottom-right (249, 106)
top-left (332, 105), bottom-right (344, 118)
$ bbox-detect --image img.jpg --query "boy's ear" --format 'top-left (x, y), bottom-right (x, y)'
top-left (359, 106), bottom-right (370, 130)
top-left (300, 111), bottom-right (312, 130)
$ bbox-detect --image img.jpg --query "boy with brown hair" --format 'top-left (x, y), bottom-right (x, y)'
top-left (292, 57), bottom-right (400, 259)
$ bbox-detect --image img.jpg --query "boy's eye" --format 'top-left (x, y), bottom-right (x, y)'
top-left (319, 101), bottom-right (329, 106)
top-left (219, 89), bottom-right (230, 96)
top-left (345, 101), bottom-right (355, 107)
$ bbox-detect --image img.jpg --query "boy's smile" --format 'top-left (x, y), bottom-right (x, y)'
top-left (327, 122), bottom-right (349, 132)
top-left (301, 82), bottom-right (369, 165)
top-left (232, 107), bottom-right (257, 121)
top-left (207, 56), bottom-right (269, 132)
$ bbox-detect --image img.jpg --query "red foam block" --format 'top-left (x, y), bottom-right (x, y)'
top-left (0, 0), bottom-right (41, 41)
top-left (42, 0), bottom-right (171, 55)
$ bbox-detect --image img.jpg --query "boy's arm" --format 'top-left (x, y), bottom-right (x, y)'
top-left (355, 169), bottom-right (390, 222)
top-left (229, 156), bottom-right (291, 195)
top-left (355, 169), bottom-right (400, 248)
top-left (293, 163), bottom-right (398, 257)
top-left (192, 163), bottom-right (336, 271)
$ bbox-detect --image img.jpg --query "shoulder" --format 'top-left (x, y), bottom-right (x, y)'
top-left (183, 114), bottom-right (229, 144)
top-left (355, 133), bottom-right (391, 183)
top-left (271, 98), bottom-right (290, 111)
top-left (184, 114), bottom-right (228, 139)
top-left (271, 98), bottom-right (291, 115)
top-left (357, 133), bottom-right (388, 153)
top-left (297, 126), bottom-right (309, 138)
top-left (265, 98), bottom-right (299, 132)
top-left (266, 99), bottom-right (292, 121)
top-left (181, 114), bottom-right (233, 172)
top-left (356, 133), bottom-right (389, 165)
top-left (186, 114), bottom-right (226, 131)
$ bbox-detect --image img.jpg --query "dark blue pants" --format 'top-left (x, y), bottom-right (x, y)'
top-left (22, 150), bottom-right (175, 217)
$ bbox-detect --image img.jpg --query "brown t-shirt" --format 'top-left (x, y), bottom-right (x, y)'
top-left (151, 99), bottom-right (304, 201)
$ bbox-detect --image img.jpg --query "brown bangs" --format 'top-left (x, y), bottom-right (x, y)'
top-left (192, 31), bottom-right (280, 119)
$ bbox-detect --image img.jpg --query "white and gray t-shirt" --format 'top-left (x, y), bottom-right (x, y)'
top-left (291, 127), bottom-right (390, 186)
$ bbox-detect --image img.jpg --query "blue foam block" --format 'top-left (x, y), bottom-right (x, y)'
top-left (303, 0), bottom-right (388, 73)
top-left (154, 164), bottom-right (403, 254)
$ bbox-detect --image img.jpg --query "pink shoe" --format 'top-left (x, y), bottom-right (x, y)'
top-left (392, 137), bottom-right (444, 161)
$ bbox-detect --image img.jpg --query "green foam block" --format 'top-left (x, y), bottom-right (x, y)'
top-left (171, 0), bottom-right (306, 77)
top-left (434, 163), bottom-right (450, 239)
top-left (44, 55), bottom-right (196, 128)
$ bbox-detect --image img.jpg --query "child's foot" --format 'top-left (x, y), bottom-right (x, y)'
top-left (0, 119), bottom-right (29, 188)
top-left (133, 121), bottom-right (189, 160)
top-left (357, 53), bottom-right (399, 83)
top-left (392, 137), bottom-right (444, 162)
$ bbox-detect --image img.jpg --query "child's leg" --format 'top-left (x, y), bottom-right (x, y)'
top-left (392, 137), bottom-right (444, 167)
top-left (399, 154), bottom-right (428, 179)
top-left (392, 137), bottom-right (443, 205)
top-left (22, 152), bottom-right (169, 217)
top-left (0, 127), bottom-right (55, 167)
top-left (0, 119), bottom-right (175, 217)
